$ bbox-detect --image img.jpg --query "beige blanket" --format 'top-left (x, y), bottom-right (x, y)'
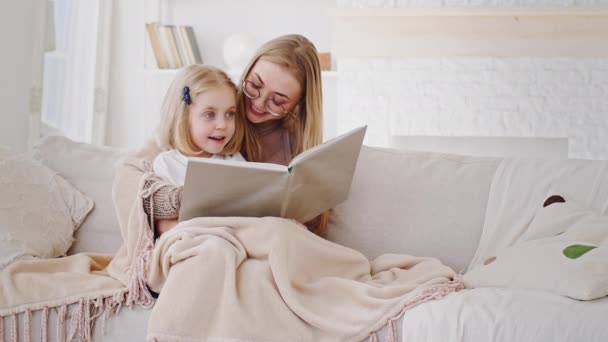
top-left (0, 141), bottom-right (463, 341)
top-left (147, 217), bottom-right (462, 341)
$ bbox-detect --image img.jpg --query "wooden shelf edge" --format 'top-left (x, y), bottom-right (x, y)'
top-left (325, 7), bottom-right (608, 17)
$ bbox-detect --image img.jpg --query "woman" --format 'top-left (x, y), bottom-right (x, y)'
top-left (146, 34), bottom-right (329, 237)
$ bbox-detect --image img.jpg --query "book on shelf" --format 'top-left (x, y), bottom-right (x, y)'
top-left (145, 23), bottom-right (203, 69)
top-left (159, 25), bottom-right (181, 68)
top-left (145, 23), bottom-right (168, 68)
top-left (182, 26), bottom-right (203, 64)
top-left (179, 125), bottom-right (368, 223)
top-left (173, 26), bottom-right (193, 65)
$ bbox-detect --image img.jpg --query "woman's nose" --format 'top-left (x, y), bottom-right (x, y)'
top-left (251, 96), bottom-right (267, 112)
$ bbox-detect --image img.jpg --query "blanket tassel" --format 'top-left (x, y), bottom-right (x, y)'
top-left (10, 315), bottom-right (16, 342)
top-left (369, 278), bottom-right (464, 342)
top-left (41, 307), bottom-right (49, 342)
top-left (368, 331), bottom-right (378, 342)
top-left (0, 315), bottom-right (4, 342)
top-left (386, 318), bottom-right (397, 342)
top-left (57, 305), bottom-right (67, 342)
top-left (23, 310), bottom-right (31, 342)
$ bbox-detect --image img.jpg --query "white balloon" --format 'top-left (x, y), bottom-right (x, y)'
top-left (222, 33), bottom-right (260, 71)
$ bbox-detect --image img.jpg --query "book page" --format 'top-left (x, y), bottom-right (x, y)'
top-left (283, 126), bottom-right (367, 222)
top-left (179, 158), bottom-right (289, 221)
top-left (288, 126), bottom-right (367, 167)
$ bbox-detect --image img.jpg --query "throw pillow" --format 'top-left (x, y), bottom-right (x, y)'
top-left (0, 149), bottom-right (94, 269)
top-left (32, 135), bottom-right (126, 254)
top-left (463, 196), bottom-right (608, 300)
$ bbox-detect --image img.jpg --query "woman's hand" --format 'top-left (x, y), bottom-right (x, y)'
top-left (156, 218), bottom-right (178, 237)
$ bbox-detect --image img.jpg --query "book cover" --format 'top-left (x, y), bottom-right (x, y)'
top-left (184, 26), bottom-right (203, 64)
top-left (179, 125), bottom-right (367, 222)
top-left (172, 26), bottom-right (191, 66)
top-left (158, 25), bottom-right (181, 68)
top-left (145, 23), bottom-right (168, 68)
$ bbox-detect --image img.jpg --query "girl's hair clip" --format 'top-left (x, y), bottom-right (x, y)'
top-left (182, 86), bottom-right (192, 105)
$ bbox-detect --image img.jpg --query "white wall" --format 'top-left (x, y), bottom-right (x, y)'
top-left (107, 0), bottom-right (336, 149)
top-left (106, 0), bottom-right (146, 148)
top-left (0, 1), bottom-right (34, 152)
top-left (335, 0), bottom-right (608, 159)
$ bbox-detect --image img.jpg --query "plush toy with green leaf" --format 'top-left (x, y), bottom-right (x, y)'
top-left (464, 194), bottom-right (608, 300)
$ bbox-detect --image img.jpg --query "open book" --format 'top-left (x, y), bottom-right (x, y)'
top-left (179, 125), bottom-right (367, 223)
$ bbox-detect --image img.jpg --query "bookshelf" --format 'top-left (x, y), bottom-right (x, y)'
top-left (140, 0), bottom-right (339, 141)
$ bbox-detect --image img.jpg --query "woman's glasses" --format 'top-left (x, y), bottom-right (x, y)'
top-left (242, 80), bottom-right (291, 117)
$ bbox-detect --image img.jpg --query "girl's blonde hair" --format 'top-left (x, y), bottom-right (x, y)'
top-left (157, 65), bottom-right (244, 156)
top-left (238, 34), bottom-right (323, 162)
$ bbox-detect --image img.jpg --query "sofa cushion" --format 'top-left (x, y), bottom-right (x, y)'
top-left (32, 136), bottom-right (126, 255)
top-left (0, 147), bottom-right (94, 268)
top-left (327, 146), bottom-right (500, 272)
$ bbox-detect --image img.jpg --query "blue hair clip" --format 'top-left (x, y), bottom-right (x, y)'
top-left (182, 86), bottom-right (192, 105)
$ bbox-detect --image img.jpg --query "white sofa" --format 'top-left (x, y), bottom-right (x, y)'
top-left (4, 136), bottom-right (607, 341)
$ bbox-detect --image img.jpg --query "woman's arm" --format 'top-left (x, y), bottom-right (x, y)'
top-left (304, 211), bottom-right (330, 237)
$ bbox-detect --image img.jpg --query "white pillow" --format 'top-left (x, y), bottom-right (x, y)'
top-left (0, 149), bottom-right (94, 269)
top-left (32, 136), bottom-right (126, 255)
top-left (463, 197), bottom-right (608, 300)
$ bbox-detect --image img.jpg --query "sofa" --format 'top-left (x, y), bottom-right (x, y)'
top-left (2, 135), bottom-right (607, 341)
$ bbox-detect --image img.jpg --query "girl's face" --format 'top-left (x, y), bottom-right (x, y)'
top-left (243, 60), bottom-right (302, 124)
top-left (188, 85), bottom-right (237, 157)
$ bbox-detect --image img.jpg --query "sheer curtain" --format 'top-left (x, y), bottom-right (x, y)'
top-left (40, 0), bottom-right (112, 144)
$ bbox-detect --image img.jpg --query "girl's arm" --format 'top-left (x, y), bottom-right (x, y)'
top-left (142, 178), bottom-right (182, 237)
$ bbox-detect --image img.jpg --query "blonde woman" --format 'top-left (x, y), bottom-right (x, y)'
top-left (149, 34), bottom-right (328, 237)
top-left (238, 34), bottom-right (328, 235)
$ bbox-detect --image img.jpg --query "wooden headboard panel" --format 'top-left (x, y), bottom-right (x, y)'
top-left (332, 8), bottom-right (608, 58)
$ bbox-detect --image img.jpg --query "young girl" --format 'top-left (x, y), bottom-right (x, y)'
top-left (143, 65), bottom-right (245, 223)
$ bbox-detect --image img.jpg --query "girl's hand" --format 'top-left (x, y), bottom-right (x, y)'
top-left (156, 218), bottom-right (178, 236)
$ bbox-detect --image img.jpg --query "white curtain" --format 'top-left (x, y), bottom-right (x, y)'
top-left (41, 0), bottom-right (112, 144)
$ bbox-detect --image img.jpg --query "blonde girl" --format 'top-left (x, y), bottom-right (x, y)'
top-left (144, 65), bottom-right (246, 234)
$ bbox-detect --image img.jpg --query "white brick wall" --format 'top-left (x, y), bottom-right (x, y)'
top-left (335, 0), bottom-right (608, 159)
top-left (338, 58), bottom-right (608, 159)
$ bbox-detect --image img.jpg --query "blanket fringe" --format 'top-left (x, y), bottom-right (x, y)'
top-left (0, 292), bottom-right (141, 342)
top-left (9, 315), bottom-right (16, 342)
top-left (23, 310), bottom-right (31, 342)
top-left (125, 171), bottom-right (164, 310)
top-left (41, 307), bottom-right (48, 342)
top-left (371, 277), bottom-right (465, 342)
top-left (57, 305), bottom-right (66, 342)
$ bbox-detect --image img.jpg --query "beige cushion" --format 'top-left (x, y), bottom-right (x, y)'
top-left (33, 136), bottom-right (125, 255)
top-left (0, 147), bottom-right (93, 268)
top-left (463, 198), bottom-right (608, 300)
top-left (327, 146), bottom-right (500, 272)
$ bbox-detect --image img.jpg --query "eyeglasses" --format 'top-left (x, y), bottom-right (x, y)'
top-left (242, 80), bottom-right (291, 117)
